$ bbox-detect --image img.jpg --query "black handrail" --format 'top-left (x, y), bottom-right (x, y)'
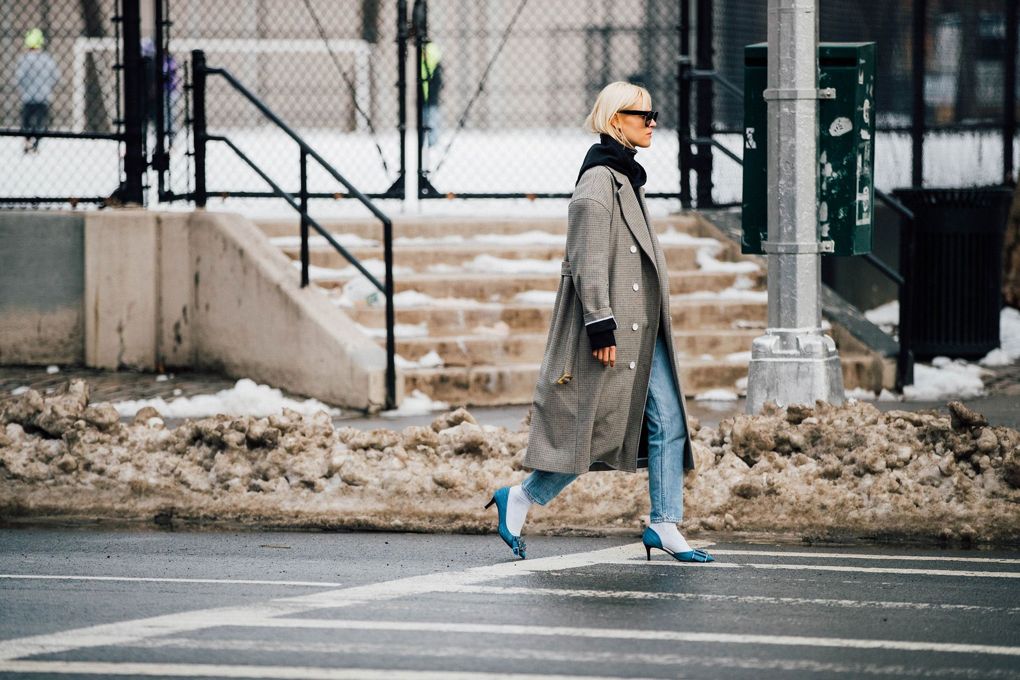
top-left (191, 49), bottom-right (397, 411)
top-left (681, 78), bottom-right (916, 387)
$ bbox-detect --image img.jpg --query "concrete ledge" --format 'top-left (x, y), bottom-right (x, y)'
top-left (0, 212), bottom-right (85, 364)
top-left (75, 209), bottom-right (393, 411)
top-left (185, 211), bottom-right (395, 411)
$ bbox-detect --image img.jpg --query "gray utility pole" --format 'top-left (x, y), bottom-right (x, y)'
top-left (745, 0), bottom-right (845, 414)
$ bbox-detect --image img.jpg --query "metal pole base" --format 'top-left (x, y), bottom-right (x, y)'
top-left (745, 328), bottom-right (845, 414)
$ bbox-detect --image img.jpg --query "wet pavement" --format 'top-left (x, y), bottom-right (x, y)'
top-left (0, 527), bottom-right (1018, 679)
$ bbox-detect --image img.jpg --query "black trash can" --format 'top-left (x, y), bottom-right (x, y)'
top-left (891, 186), bottom-right (1014, 361)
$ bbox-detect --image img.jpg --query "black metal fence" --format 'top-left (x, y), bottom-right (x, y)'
top-left (692, 0), bottom-right (1020, 205)
top-left (3, 0), bottom-right (1018, 209)
top-left (0, 0), bottom-right (130, 206)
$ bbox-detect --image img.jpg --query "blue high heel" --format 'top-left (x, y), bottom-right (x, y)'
top-left (484, 486), bottom-right (526, 559)
top-left (642, 526), bottom-right (714, 562)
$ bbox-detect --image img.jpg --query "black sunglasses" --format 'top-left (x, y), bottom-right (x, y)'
top-left (618, 109), bottom-right (659, 126)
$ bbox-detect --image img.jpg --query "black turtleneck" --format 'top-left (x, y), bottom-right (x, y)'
top-left (575, 133), bottom-right (647, 192)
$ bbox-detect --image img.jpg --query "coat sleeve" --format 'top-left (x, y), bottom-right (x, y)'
top-left (566, 173), bottom-right (617, 350)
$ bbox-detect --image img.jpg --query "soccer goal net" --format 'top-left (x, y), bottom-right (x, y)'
top-left (73, 37), bottom-right (371, 133)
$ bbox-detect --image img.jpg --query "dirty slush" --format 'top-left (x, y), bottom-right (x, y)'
top-left (2, 380), bottom-right (1018, 546)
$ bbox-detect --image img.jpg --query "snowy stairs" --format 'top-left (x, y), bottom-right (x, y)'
top-left (257, 215), bottom-right (881, 406)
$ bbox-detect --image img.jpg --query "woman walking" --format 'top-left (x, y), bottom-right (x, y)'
top-left (485, 81), bottom-right (713, 564)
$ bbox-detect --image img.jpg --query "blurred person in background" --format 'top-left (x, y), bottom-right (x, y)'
top-left (15, 28), bottom-right (61, 154)
top-left (421, 41), bottom-right (443, 147)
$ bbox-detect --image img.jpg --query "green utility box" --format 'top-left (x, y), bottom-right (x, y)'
top-left (741, 42), bottom-right (876, 256)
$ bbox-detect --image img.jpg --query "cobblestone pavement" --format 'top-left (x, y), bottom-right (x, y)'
top-left (2, 359), bottom-right (1018, 431)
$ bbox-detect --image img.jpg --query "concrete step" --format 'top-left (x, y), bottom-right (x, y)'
top-left (255, 214), bottom-right (702, 239)
top-left (348, 299), bottom-right (769, 334)
top-left (319, 269), bottom-right (765, 301)
top-left (283, 242), bottom-right (705, 272)
top-left (393, 328), bottom-right (764, 366)
top-left (400, 354), bottom-right (881, 407)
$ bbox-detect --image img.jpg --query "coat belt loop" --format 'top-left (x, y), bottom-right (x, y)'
top-left (560, 259), bottom-right (571, 276)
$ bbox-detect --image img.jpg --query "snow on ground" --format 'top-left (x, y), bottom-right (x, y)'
top-left (513, 290), bottom-right (558, 305)
top-left (429, 254), bottom-right (562, 275)
top-left (4, 379), bottom-right (1018, 544)
top-left (109, 378), bottom-right (341, 418)
top-left (394, 350), bottom-right (444, 369)
top-left (270, 233), bottom-right (379, 248)
top-left (855, 304), bottom-right (1020, 401)
top-left (378, 388), bottom-right (449, 417)
top-left (695, 388), bottom-right (739, 401)
top-left (7, 128), bottom-right (1008, 217)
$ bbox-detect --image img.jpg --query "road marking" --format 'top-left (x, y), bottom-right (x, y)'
top-left (236, 618), bottom-right (1020, 657)
top-left (601, 558), bottom-right (1020, 578)
top-left (741, 563), bottom-right (1020, 579)
top-left (0, 661), bottom-right (628, 679)
top-left (434, 584), bottom-right (1020, 614)
top-left (0, 575), bottom-right (345, 588)
top-left (123, 638), bottom-right (1020, 677)
top-left (0, 542), bottom-right (641, 663)
top-left (706, 549), bottom-right (1020, 565)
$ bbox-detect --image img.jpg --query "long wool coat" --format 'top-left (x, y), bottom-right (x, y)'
top-left (523, 165), bottom-right (695, 475)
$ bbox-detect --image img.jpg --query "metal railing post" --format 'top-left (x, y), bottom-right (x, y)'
top-left (678, 0), bottom-right (692, 209)
top-left (300, 147), bottom-right (309, 288)
top-left (1004, 0), bottom-right (1018, 185)
top-left (192, 49), bottom-right (207, 208)
top-left (897, 215), bottom-right (915, 388)
top-left (911, 0), bottom-right (926, 187)
top-left (694, 0), bottom-right (714, 207)
top-left (120, 0), bottom-right (145, 205)
top-left (383, 218), bottom-right (396, 410)
top-left (153, 0), bottom-right (169, 196)
top-left (394, 0), bottom-right (408, 198)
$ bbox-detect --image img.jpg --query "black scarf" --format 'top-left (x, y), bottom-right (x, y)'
top-left (575, 133), bottom-right (647, 192)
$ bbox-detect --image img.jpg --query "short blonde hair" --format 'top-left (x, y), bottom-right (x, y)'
top-left (583, 81), bottom-right (651, 149)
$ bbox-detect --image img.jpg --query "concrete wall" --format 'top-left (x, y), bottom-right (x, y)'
top-left (0, 212), bottom-right (84, 364)
top-left (2, 209), bottom-right (392, 412)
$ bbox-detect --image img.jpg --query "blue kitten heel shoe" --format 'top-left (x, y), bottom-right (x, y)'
top-left (484, 486), bottom-right (526, 559)
top-left (642, 526), bottom-right (714, 562)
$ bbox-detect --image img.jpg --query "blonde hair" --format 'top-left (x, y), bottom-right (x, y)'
top-left (583, 81), bottom-right (651, 149)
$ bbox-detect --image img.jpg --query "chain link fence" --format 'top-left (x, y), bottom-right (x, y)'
top-left (0, 0), bottom-right (124, 206)
top-left (165, 0), bottom-right (402, 202)
top-left (707, 0), bottom-right (1018, 204)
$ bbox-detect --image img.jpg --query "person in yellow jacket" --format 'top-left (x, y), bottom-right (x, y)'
top-left (421, 42), bottom-right (443, 147)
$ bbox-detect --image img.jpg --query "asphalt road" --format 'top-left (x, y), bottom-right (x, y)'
top-left (1, 527), bottom-right (1018, 679)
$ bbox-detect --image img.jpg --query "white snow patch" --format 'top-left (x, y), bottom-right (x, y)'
top-left (695, 247), bottom-right (760, 273)
top-left (391, 290), bottom-right (482, 308)
top-left (903, 357), bottom-right (990, 401)
top-left (513, 290), bottom-right (557, 305)
top-left (111, 378), bottom-right (341, 418)
top-left (10, 386), bottom-right (30, 396)
top-left (270, 233), bottom-right (379, 248)
top-left (46, 365), bottom-right (60, 374)
top-left (354, 321), bottom-right (429, 339)
top-left (394, 350), bottom-right (444, 369)
top-left (724, 351), bottom-right (753, 363)
top-left (694, 388), bottom-right (739, 401)
top-left (379, 388), bottom-right (450, 417)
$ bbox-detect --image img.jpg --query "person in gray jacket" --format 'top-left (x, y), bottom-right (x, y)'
top-left (15, 28), bottom-right (61, 154)
top-left (485, 81), bottom-right (714, 564)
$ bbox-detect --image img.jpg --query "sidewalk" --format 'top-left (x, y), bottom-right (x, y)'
top-left (2, 360), bottom-right (1018, 430)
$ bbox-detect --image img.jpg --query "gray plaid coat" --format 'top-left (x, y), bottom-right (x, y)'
top-left (523, 165), bottom-right (695, 475)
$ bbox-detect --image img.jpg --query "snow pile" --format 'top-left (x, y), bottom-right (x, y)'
top-left (110, 379), bottom-right (342, 419)
top-left (2, 380), bottom-right (1019, 545)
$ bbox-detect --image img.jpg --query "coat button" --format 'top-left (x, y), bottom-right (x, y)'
top-left (630, 245), bottom-right (637, 253)
top-left (632, 283), bottom-right (639, 291)
top-left (632, 322), bottom-right (639, 331)
top-left (629, 361), bottom-right (636, 369)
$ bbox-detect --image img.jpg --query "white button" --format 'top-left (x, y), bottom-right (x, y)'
top-left (632, 283), bottom-right (640, 291)
top-left (632, 322), bottom-right (639, 331)
top-left (630, 245), bottom-right (637, 253)
top-left (629, 361), bottom-right (636, 369)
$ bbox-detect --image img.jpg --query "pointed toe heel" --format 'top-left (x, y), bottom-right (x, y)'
top-left (485, 486), bottom-right (526, 559)
top-left (641, 527), bottom-right (714, 563)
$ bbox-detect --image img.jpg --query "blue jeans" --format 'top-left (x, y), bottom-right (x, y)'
top-left (522, 327), bottom-right (688, 523)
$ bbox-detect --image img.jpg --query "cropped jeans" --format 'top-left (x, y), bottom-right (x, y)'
top-left (521, 326), bottom-right (688, 523)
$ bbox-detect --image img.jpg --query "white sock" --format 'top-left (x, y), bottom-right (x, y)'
top-left (506, 485), bottom-right (532, 536)
top-left (649, 521), bottom-right (692, 553)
